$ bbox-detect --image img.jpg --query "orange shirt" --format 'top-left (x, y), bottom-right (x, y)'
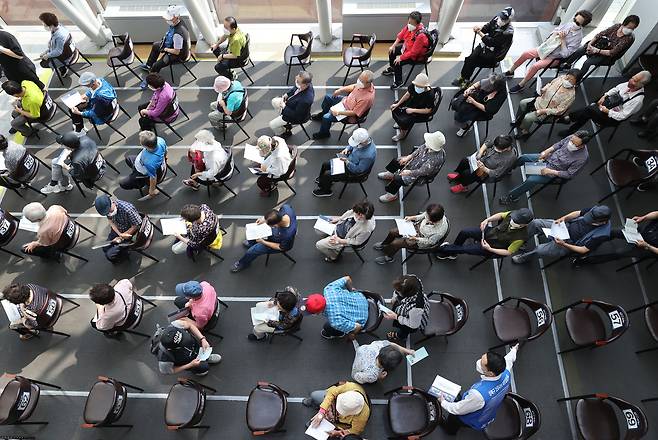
top-left (343, 85), bottom-right (376, 118)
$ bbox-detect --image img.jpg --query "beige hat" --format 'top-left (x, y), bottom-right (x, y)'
top-left (257, 135), bottom-right (273, 156)
top-left (336, 391), bottom-right (365, 416)
top-left (424, 131), bottom-right (445, 151)
top-left (412, 73), bottom-right (431, 88)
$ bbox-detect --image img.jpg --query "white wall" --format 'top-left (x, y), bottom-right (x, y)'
top-left (619, 0), bottom-right (658, 68)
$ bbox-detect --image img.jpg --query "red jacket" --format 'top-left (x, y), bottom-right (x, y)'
top-left (396, 23), bottom-right (430, 61)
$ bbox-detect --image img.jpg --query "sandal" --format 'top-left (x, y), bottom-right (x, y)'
top-left (183, 179), bottom-right (200, 190)
top-left (386, 331), bottom-right (400, 342)
top-left (19, 330), bottom-right (38, 340)
top-left (324, 257), bottom-right (337, 263)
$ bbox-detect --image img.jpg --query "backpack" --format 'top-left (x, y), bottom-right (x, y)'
top-left (150, 324), bottom-right (175, 362)
top-left (412, 28), bottom-right (435, 58)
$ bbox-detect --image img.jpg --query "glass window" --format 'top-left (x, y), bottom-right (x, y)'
top-left (1, 0), bottom-right (68, 25)
top-left (456, 0), bottom-right (561, 22)
top-left (214, 0), bottom-right (343, 22)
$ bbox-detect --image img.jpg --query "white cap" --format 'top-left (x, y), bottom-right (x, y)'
top-left (163, 5), bottom-right (182, 20)
top-left (336, 391), bottom-right (365, 416)
top-left (348, 128), bottom-right (370, 147)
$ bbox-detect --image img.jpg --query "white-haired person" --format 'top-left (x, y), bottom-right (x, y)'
top-left (303, 381), bottom-right (371, 437)
top-left (182, 129), bottom-right (230, 190)
top-left (20, 202), bottom-right (69, 261)
top-left (248, 135), bottom-right (292, 197)
top-left (67, 71), bottom-right (118, 134)
top-left (208, 75), bottom-right (245, 130)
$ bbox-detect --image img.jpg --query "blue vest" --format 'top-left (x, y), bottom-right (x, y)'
top-left (458, 370), bottom-right (511, 430)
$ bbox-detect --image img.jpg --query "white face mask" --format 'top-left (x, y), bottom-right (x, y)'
top-left (166, 19), bottom-right (174, 26)
top-left (295, 81), bottom-right (303, 89)
top-left (223, 27), bottom-right (231, 35)
top-left (562, 80), bottom-right (574, 89)
top-left (567, 141), bottom-right (579, 151)
top-left (44, 25), bottom-right (51, 31)
top-left (356, 79), bottom-right (365, 89)
top-left (496, 17), bottom-right (506, 27)
top-left (622, 26), bottom-right (634, 36)
top-left (407, 23), bottom-right (417, 32)
top-left (414, 86), bottom-right (425, 94)
top-left (476, 359), bottom-right (486, 375)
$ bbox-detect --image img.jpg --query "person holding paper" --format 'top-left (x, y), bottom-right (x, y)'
top-left (377, 131), bottom-right (446, 203)
top-left (152, 321), bottom-right (221, 376)
top-left (382, 11), bottom-right (430, 89)
top-left (375, 204), bottom-right (448, 264)
top-left (351, 340), bottom-right (412, 384)
top-left (40, 132), bottom-right (98, 195)
top-left (383, 274), bottom-right (430, 341)
top-left (269, 70), bottom-right (315, 138)
top-left (2, 282), bottom-right (51, 340)
top-left (208, 75), bottom-right (245, 129)
top-left (173, 280), bottom-right (218, 331)
top-left (0, 134), bottom-right (26, 187)
top-left (231, 204), bottom-right (297, 272)
top-left (20, 202), bottom-right (68, 261)
top-left (0, 29), bottom-right (45, 90)
top-left (448, 134), bottom-right (515, 194)
top-left (69, 72), bottom-right (118, 134)
top-left (315, 202), bottom-right (376, 262)
top-left (182, 130), bottom-right (230, 190)
top-left (172, 204), bottom-right (221, 258)
top-left (38, 12), bottom-right (76, 77)
top-left (88, 279), bottom-right (134, 336)
top-left (311, 276), bottom-right (369, 339)
top-left (311, 70), bottom-right (376, 140)
top-left (313, 128), bottom-right (376, 198)
top-left (248, 287), bottom-right (301, 341)
top-left (118, 130), bottom-right (166, 198)
top-left (499, 131), bottom-right (590, 205)
top-left (137, 73), bottom-right (179, 132)
top-left (252, 135), bottom-right (292, 196)
top-left (389, 73), bottom-right (436, 141)
top-left (512, 205), bottom-right (612, 264)
top-left (439, 344), bottom-right (519, 433)
top-left (94, 195), bottom-right (141, 263)
top-left (2, 79), bottom-right (43, 137)
top-left (303, 381), bottom-right (371, 436)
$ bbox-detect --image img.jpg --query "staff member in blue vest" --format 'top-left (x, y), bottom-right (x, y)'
top-left (439, 344), bottom-right (518, 434)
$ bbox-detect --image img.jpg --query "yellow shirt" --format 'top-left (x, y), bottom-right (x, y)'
top-left (21, 80), bottom-right (44, 119)
top-left (228, 28), bottom-right (246, 57)
top-left (319, 382), bottom-right (370, 434)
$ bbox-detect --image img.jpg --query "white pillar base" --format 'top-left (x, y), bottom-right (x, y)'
top-left (310, 23), bottom-right (343, 54)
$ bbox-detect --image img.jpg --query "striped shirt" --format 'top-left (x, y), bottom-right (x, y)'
top-left (108, 199), bottom-right (142, 233)
top-left (323, 277), bottom-right (369, 333)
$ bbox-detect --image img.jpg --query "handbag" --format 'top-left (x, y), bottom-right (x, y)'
top-left (537, 33), bottom-right (562, 59)
top-left (592, 35), bottom-right (612, 50)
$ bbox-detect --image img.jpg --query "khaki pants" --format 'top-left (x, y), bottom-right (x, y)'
top-left (208, 101), bottom-right (225, 128)
top-left (316, 236), bottom-right (345, 260)
top-left (252, 301), bottom-right (277, 339)
top-left (269, 97), bottom-right (288, 135)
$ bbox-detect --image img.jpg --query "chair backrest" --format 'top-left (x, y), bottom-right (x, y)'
top-left (0, 376), bottom-right (36, 424)
top-left (352, 230), bottom-right (374, 251)
top-left (108, 99), bottom-right (121, 123)
top-left (35, 289), bottom-right (63, 330)
top-left (118, 33), bottom-right (135, 63)
top-left (83, 377), bottom-right (128, 426)
top-left (360, 290), bottom-right (384, 333)
top-left (423, 29), bottom-right (439, 61)
top-left (13, 151), bottom-right (39, 183)
top-left (83, 152), bottom-right (106, 184)
top-left (351, 33), bottom-right (376, 62)
top-left (386, 386), bottom-right (440, 437)
top-left (246, 382), bottom-right (288, 434)
top-left (436, 292), bottom-right (469, 336)
top-left (238, 33), bottom-right (251, 66)
top-left (113, 292), bottom-right (145, 332)
top-left (215, 148), bottom-right (235, 181)
top-left (514, 297), bottom-right (553, 342)
top-left (277, 144), bottom-right (298, 181)
top-left (165, 379), bottom-right (206, 429)
top-left (0, 210), bottom-right (19, 247)
top-left (589, 300), bottom-right (629, 345)
top-left (38, 92), bottom-right (57, 123)
top-left (157, 157), bottom-right (168, 184)
top-left (231, 89), bottom-right (249, 122)
top-left (605, 395), bottom-right (649, 439)
top-left (59, 33), bottom-right (76, 62)
top-left (485, 392), bottom-right (541, 439)
top-left (128, 215), bottom-right (155, 251)
top-left (429, 87), bottom-right (442, 116)
top-left (298, 32), bottom-right (313, 61)
top-left (54, 218), bottom-right (80, 252)
top-left (204, 298), bottom-right (227, 332)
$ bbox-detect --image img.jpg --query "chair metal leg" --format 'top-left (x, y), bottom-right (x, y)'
top-left (300, 123), bottom-right (311, 140)
top-left (465, 181), bottom-right (483, 198)
top-left (469, 256), bottom-right (490, 270)
top-left (93, 184), bottom-right (112, 196)
top-left (106, 122), bottom-right (127, 140)
top-left (203, 247), bottom-right (224, 261)
top-left (39, 328), bottom-right (71, 338)
top-left (240, 67), bottom-right (254, 85)
top-left (401, 251), bottom-right (416, 265)
top-left (353, 248), bottom-right (365, 263)
top-left (281, 252), bottom-right (297, 264)
top-left (636, 346), bottom-right (658, 354)
top-left (283, 180), bottom-right (296, 195)
top-left (220, 182), bottom-right (237, 196)
top-left (286, 64), bottom-right (292, 84)
top-left (63, 250), bottom-right (89, 263)
top-left (540, 254), bottom-right (569, 270)
top-left (74, 179), bottom-right (87, 198)
top-left (342, 65), bottom-right (351, 86)
top-left (358, 182), bottom-right (368, 197)
top-left (74, 220), bottom-right (96, 236)
top-left (338, 182), bottom-right (348, 199)
top-left (24, 181), bottom-right (47, 198)
top-left (338, 124), bottom-right (347, 140)
top-left (135, 249), bottom-right (160, 263)
top-left (33, 155), bottom-right (52, 170)
top-left (164, 122), bottom-right (183, 140)
top-left (156, 185), bottom-right (172, 200)
top-left (0, 246), bottom-right (25, 260)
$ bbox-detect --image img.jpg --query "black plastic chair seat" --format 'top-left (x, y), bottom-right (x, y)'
top-left (165, 384), bottom-right (200, 426)
top-left (84, 381), bottom-right (117, 424)
top-left (575, 399), bottom-right (620, 440)
top-left (343, 47), bottom-right (369, 65)
top-left (645, 307), bottom-right (658, 341)
top-left (388, 393), bottom-right (429, 435)
top-left (565, 308), bottom-right (606, 346)
top-left (606, 159), bottom-right (643, 186)
top-left (0, 381), bottom-right (39, 423)
top-left (107, 47), bottom-right (127, 67)
top-left (422, 301), bottom-right (454, 336)
top-left (284, 46), bottom-right (308, 65)
top-left (483, 398), bottom-right (521, 439)
top-left (364, 298), bottom-right (380, 332)
top-left (493, 305), bottom-right (531, 342)
top-left (246, 388), bottom-right (285, 432)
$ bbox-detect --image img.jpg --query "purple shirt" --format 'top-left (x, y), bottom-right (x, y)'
top-left (145, 82), bottom-right (179, 123)
top-left (545, 136), bottom-right (589, 179)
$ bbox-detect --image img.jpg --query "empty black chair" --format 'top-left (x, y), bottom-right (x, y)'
top-left (628, 300), bottom-right (658, 354)
top-left (246, 382), bottom-right (289, 435)
top-left (338, 108), bottom-right (370, 141)
top-left (0, 375), bottom-right (62, 426)
top-left (284, 32), bottom-right (313, 84)
top-left (483, 297), bottom-right (552, 350)
top-left (269, 144), bottom-right (298, 195)
top-left (342, 33), bottom-right (376, 85)
top-left (401, 218), bottom-right (450, 265)
top-left (107, 33), bottom-right (144, 86)
top-left (558, 393), bottom-right (648, 440)
top-left (385, 386), bottom-right (440, 439)
top-left (151, 91), bottom-right (190, 141)
top-left (623, 40), bottom-right (658, 77)
top-left (0, 150), bottom-right (45, 199)
top-left (336, 166), bottom-right (372, 200)
top-left (359, 290), bottom-right (385, 338)
top-left (415, 291), bottom-right (468, 345)
top-left (168, 32), bottom-right (198, 84)
top-left (82, 376), bottom-right (144, 428)
top-left (164, 378), bottom-right (215, 430)
top-left (72, 151), bottom-right (119, 198)
top-left (484, 393), bottom-right (541, 440)
top-left (0, 210), bottom-right (23, 260)
top-left (401, 29), bottom-right (439, 86)
top-left (26, 91), bottom-right (60, 138)
top-left (197, 147), bottom-right (238, 197)
top-left (401, 148), bottom-right (445, 201)
top-left (590, 149), bottom-right (658, 203)
top-left (219, 89), bottom-right (252, 142)
top-left (103, 289), bottom-right (157, 338)
top-left (335, 230), bottom-right (373, 263)
top-left (48, 33), bottom-right (92, 85)
top-left (90, 99), bottom-right (131, 143)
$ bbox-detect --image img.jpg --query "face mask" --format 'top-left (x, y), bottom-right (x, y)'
top-left (166, 19), bottom-right (174, 26)
top-left (407, 23), bottom-right (417, 32)
top-left (509, 219), bottom-right (522, 229)
top-left (567, 141), bottom-right (579, 151)
top-left (44, 25), bottom-right (51, 31)
top-left (107, 207), bottom-right (117, 217)
top-left (295, 81), bottom-right (302, 89)
top-left (496, 17), bottom-right (506, 27)
top-left (562, 80), bottom-right (574, 89)
top-left (622, 26), bottom-right (633, 36)
top-left (147, 85), bottom-right (156, 91)
top-left (356, 79), bottom-right (365, 89)
top-left (573, 18), bottom-right (582, 27)
top-left (476, 359), bottom-right (486, 375)
top-left (414, 86), bottom-right (425, 94)
top-left (223, 27), bottom-right (231, 35)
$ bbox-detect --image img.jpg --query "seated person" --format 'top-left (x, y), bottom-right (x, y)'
top-left (152, 320), bottom-right (221, 376)
top-left (21, 202), bottom-right (68, 261)
top-left (499, 131), bottom-right (590, 205)
top-left (304, 382), bottom-right (370, 437)
top-left (210, 16), bottom-right (246, 80)
top-left (351, 340), bottom-right (412, 384)
top-left (512, 205), bottom-right (612, 264)
top-left (315, 201), bottom-right (376, 262)
top-left (173, 280), bottom-right (218, 331)
top-left (182, 129), bottom-right (229, 190)
top-left (269, 70), bottom-right (315, 138)
top-left (248, 286), bottom-right (301, 342)
top-left (172, 204), bottom-right (221, 258)
top-left (559, 71), bottom-right (651, 136)
top-left (437, 209), bottom-right (534, 260)
top-left (382, 274), bottom-right (430, 342)
top-left (38, 12), bottom-right (75, 77)
top-left (631, 97), bottom-right (658, 139)
top-left (140, 6), bottom-right (190, 84)
top-left (563, 15), bottom-right (639, 82)
top-left (452, 7), bottom-right (515, 87)
top-left (0, 134), bottom-right (27, 186)
top-left (313, 128), bottom-right (376, 198)
top-left (68, 72), bottom-right (118, 134)
top-left (311, 70), bottom-right (375, 140)
top-left (118, 130), bottom-right (167, 198)
top-left (506, 10), bottom-right (592, 93)
top-left (377, 131), bottom-right (446, 203)
top-left (0, 29), bottom-right (45, 90)
top-left (452, 73), bottom-right (507, 137)
top-left (448, 134), bottom-right (516, 194)
top-left (94, 195), bottom-right (141, 263)
top-left (2, 79), bottom-right (43, 137)
top-left (88, 279), bottom-right (134, 336)
top-left (137, 73), bottom-right (179, 132)
top-left (575, 210), bottom-right (658, 266)
top-left (40, 131), bottom-right (98, 194)
top-left (383, 11), bottom-right (430, 89)
top-left (231, 204), bottom-right (297, 272)
top-left (208, 75), bottom-right (245, 130)
top-left (251, 135), bottom-right (292, 197)
top-left (390, 73), bottom-right (435, 141)
top-left (511, 70), bottom-right (578, 139)
top-left (2, 282), bottom-right (50, 340)
top-left (374, 204), bottom-right (449, 264)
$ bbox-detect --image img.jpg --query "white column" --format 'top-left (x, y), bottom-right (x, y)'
top-left (437, 0), bottom-right (465, 46)
top-left (69, 0), bottom-right (101, 28)
top-left (182, 0), bottom-right (219, 44)
top-left (50, 0), bottom-right (111, 46)
top-left (316, 0), bottom-right (333, 45)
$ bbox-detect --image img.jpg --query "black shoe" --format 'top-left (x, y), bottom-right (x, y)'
top-left (508, 84), bottom-right (524, 94)
top-left (8, 128), bottom-right (17, 134)
top-left (314, 177), bottom-right (320, 184)
top-left (638, 130), bottom-right (656, 139)
top-left (247, 334), bottom-right (265, 342)
top-left (382, 67), bottom-right (394, 77)
top-left (280, 129), bottom-right (293, 139)
top-left (311, 112), bottom-right (324, 121)
top-left (390, 81), bottom-right (403, 90)
top-left (451, 77), bottom-right (464, 87)
top-left (312, 132), bottom-right (330, 140)
top-left (630, 117), bottom-right (647, 126)
top-left (313, 188), bottom-right (333, 198)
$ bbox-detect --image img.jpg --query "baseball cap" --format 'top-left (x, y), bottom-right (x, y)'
top-left (175, 281), bottom-right (203, 298)
top-left (302, 294), bottom-right (326, 314)
top-left (348, 128), bottom-right (370, 147)
top-left (510, 208), bottom-right (534, 225)
top-left (582, 205), bottom-right (611, 224)
top-left (78, 72), bottom-right (97, 86)
top-left (163, 5), bottom-right (182, 20)
top-left (499, 7), bottom-right (515, 21)
top-left (94, 195), bottom-right (112, 216)
top-left (160, 325), bottom-right (184, 348)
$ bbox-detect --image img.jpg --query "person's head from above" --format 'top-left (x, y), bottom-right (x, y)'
top-left (257, 135), bottom-right (274, 157)
top-left (356, 70), bottom-right (374, 89)
top-left (628, 70), bottom-right (652, 91)
top-left (561, 69), bottom-right (579, 89)
top-left (377, 345), bottom-right (404, 378)
top-left (2, 283), bottom-right (30, 305)
top-left (56, 131), bottom-right (82, 151)
top-left (89, 283), bottom-right (116, 305)
top-left (621, 15), bottom-right (640, 35)
top-left (407, 11), bottom-right (422, 31)
top-left (483, 73), bottom-right (506, 92)
top-left (295, 71), bottom-right (313, 90)
top-left (38, 12), bottom-right (59, 30)
top-left (509, 208), bottom-right (534, 229)
top-left (423, 131), bottom-right (446, 152)
top-left (492, 134), bottom-right (513, 152)
top-left (180, 204), bottom-right (203, 224)
top-left (94, 194), bottom-right (115, 217)
top-left (145, 73), bottom-right (166, 91)
top-left (477, 351), bottom-right (506, 377)
top-left (175, 281), bottom-right (203, 300)
top-left (22, 202), bottom-right (47, 223)
top-left (568, 130), bottom-right (591, 151)
top-left (412, 73), bottom-right (431, 95)
top-left (224, 16), bottom-right (238, 34)
top-left (138, 130), bottom-right (159, 151)
top-left (264, 208), bottom-right (287, 226)
top-left (301, 293), bottom-right (326, 314)
top-left (392, 274), bottom-right (421, 297)
top-left (78, 72), bottom-right (100, 89)
top-left (274, 287), bottom-right (298, 312)
top-left (496, 6), bottom-right (515, 27)
top-left (336, 390), bottom-right (366, 416)
top-left (163, 5), bottom-right (182, 26)
top-left (582, 205), bottom-right (612, 226)
top-left (0, 135), bottom-right (8, 152)
top-left (424, 203), bottom-right (445, 225)
top-left (352, 201), bottom-right (375, 222)
top-left (2, 81), bottom-right (24, 97)
top-left (160, 325), bottom-right (187, 350)
top-left (191, 129), bottom-right (219, 153)
top-left (573, 10), bottom-right (593, 28)
top-left (213, 75), bottom-right (232, 94)
top-left (348, 128), bottom-right (371, 149)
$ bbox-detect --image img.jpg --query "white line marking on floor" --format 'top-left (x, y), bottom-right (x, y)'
top-left (24, 144), bottom-right (400, 150)
top-left (9, 213), bottom-right (403, 221)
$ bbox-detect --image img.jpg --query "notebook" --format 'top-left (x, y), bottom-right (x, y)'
top-left (60, 90), bottom-right (84, 108)
top-left (250, 304), bottom-right (279, 326)
top-left (330, 101), bottom-right (348, 121)
top-left (541, 221), bottom-right (570, 240)
top-left (330, 158), bottom-right (345, 175)
top-left (428, 375), bottom-right (461, 402)
top-left (245, 222), bottom-right (272, 240)
top-left (244, 143), bottom-right (264, 164)
top-left (468, 152), bottom-right (479, 172)
top-left (314, 217), bottom-right (336, 235)
top-left (407, 347), bottom-right (429, 366)
top-left (160, 218), bottom-right (187, 236)
top-left (622, 218), bottom-right (643, 244)
top-left (305, 418), bottom-right (336, 440)
top-left (395, 219), bottom-right (417, 237)
top-left (523, 162), bottom-right (546, 176)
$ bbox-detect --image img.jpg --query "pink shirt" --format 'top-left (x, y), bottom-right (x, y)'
top-left (189, 281), bottom-right (217, 329)
top-left (94, 279), bottom-right (133, 331)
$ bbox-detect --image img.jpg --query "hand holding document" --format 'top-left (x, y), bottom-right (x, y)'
top-left (18, 217), bottom-right (40, 233)
top-left (622, 218), bottom-right (643, 244)
top-left (246, 222), bottom-right (272, 240)
top-left (160, 218), bottom-right (187, 236)
top-left (244, 143), bottom-right (264, 164)
top-left (330, 158), bottom-right (345, 175)
top-left (428, 375), bottom-right (461, 402)
top-left (395, 219), bottom-right (417, 237)
top-left (248, 167), bottom-right (266, 175)
top-left (378, 302), bottom-right (395, 315)
top-left (314, 217), bottom-right (336, 235)
top-left (251, 303), bottom-right (279, 325)
top-left (523, 162), bottom-right (546, 176)
top-left (468, 152), bottom-right (478, 172)
top-left (407, 346), bottom-right (428, 366)
top-left (305, 418), bottom-right (335, 440)
top-left (330, 101), bottom-right (348, 121)
top-left (542, 221), bottom-right (570, 240)
top-left (60, 90), bottom-right (84, 109)
top-left (196, 346), bottom-right (213, 361)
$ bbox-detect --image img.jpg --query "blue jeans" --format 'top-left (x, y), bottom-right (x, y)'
top-left (317, 94), bottom-right (344, 135)
top-left (238, 240), bottom-right (281, 268)
top-left (508, 154), bottom-right (554, 199)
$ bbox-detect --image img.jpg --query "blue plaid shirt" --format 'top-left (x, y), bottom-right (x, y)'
top-left (108, 199), bottom-right (142, 233)
top-left (323, 277), bottom-right (369, 333)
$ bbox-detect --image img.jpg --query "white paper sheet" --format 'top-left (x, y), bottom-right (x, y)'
top-left (250, 304), bottom-right (279, 326)
top-left (330, 101), bottom-right (348, 121)
top-left (378, 302), bottom-right (394, 315)
top-left (523, 162), bottom-right (546, 176)
top-left (160, 218), bottom-right (187, 236)
top-left (248, 167), bottom-right (266, 175)
top-left (246, 222), bottom-right (272, 240)
top-left (244, 143), bottom-right (264, 164)
top-left (428, 375), bottom-right (461, 402)
top-left (330, 158), bottom-right (345, 175)
top-left (622, 218), bottom-right (643, 243)
top-left (0, 153), bottom-right (6, 171)
top-left (305, 418), bottom-right (335, 440)
top-left (314, 217), bottom-right (336, 235)
top-left (541, 222), bottom-right (570, 240)
top-left (468, 153), bottom-right (478, 172)
top-left (407, 346), bottom-right (429, 365)
top-left (1, 299), bottom-right (21, 323)
top-left (18, 217), bottom-right (39, 233)
top-left (395, 219), bottom-right (417, 237)
top-left (196, 347), bottom-right (213, 361)
top-left (60, 90), bottom-right (84, 108)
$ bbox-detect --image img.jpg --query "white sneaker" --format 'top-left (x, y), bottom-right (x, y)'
top-left (379, 193), bottom-right (399, 203)
top-left (207, 354), bottom-right (222, 364)
top-left (40, 184), bottom-right (60, 194)
top-left (456, 127), bottom-right (472, 137)
top-left (377, 171), bottom-right (394, 181)
top-left (59, 183), bottom-right (74, 192)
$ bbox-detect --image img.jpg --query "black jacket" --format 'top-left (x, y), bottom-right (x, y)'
top-left (281, 84), bottom-right (315, 124)
top-left (480, 19), bottom-right (514, 61)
